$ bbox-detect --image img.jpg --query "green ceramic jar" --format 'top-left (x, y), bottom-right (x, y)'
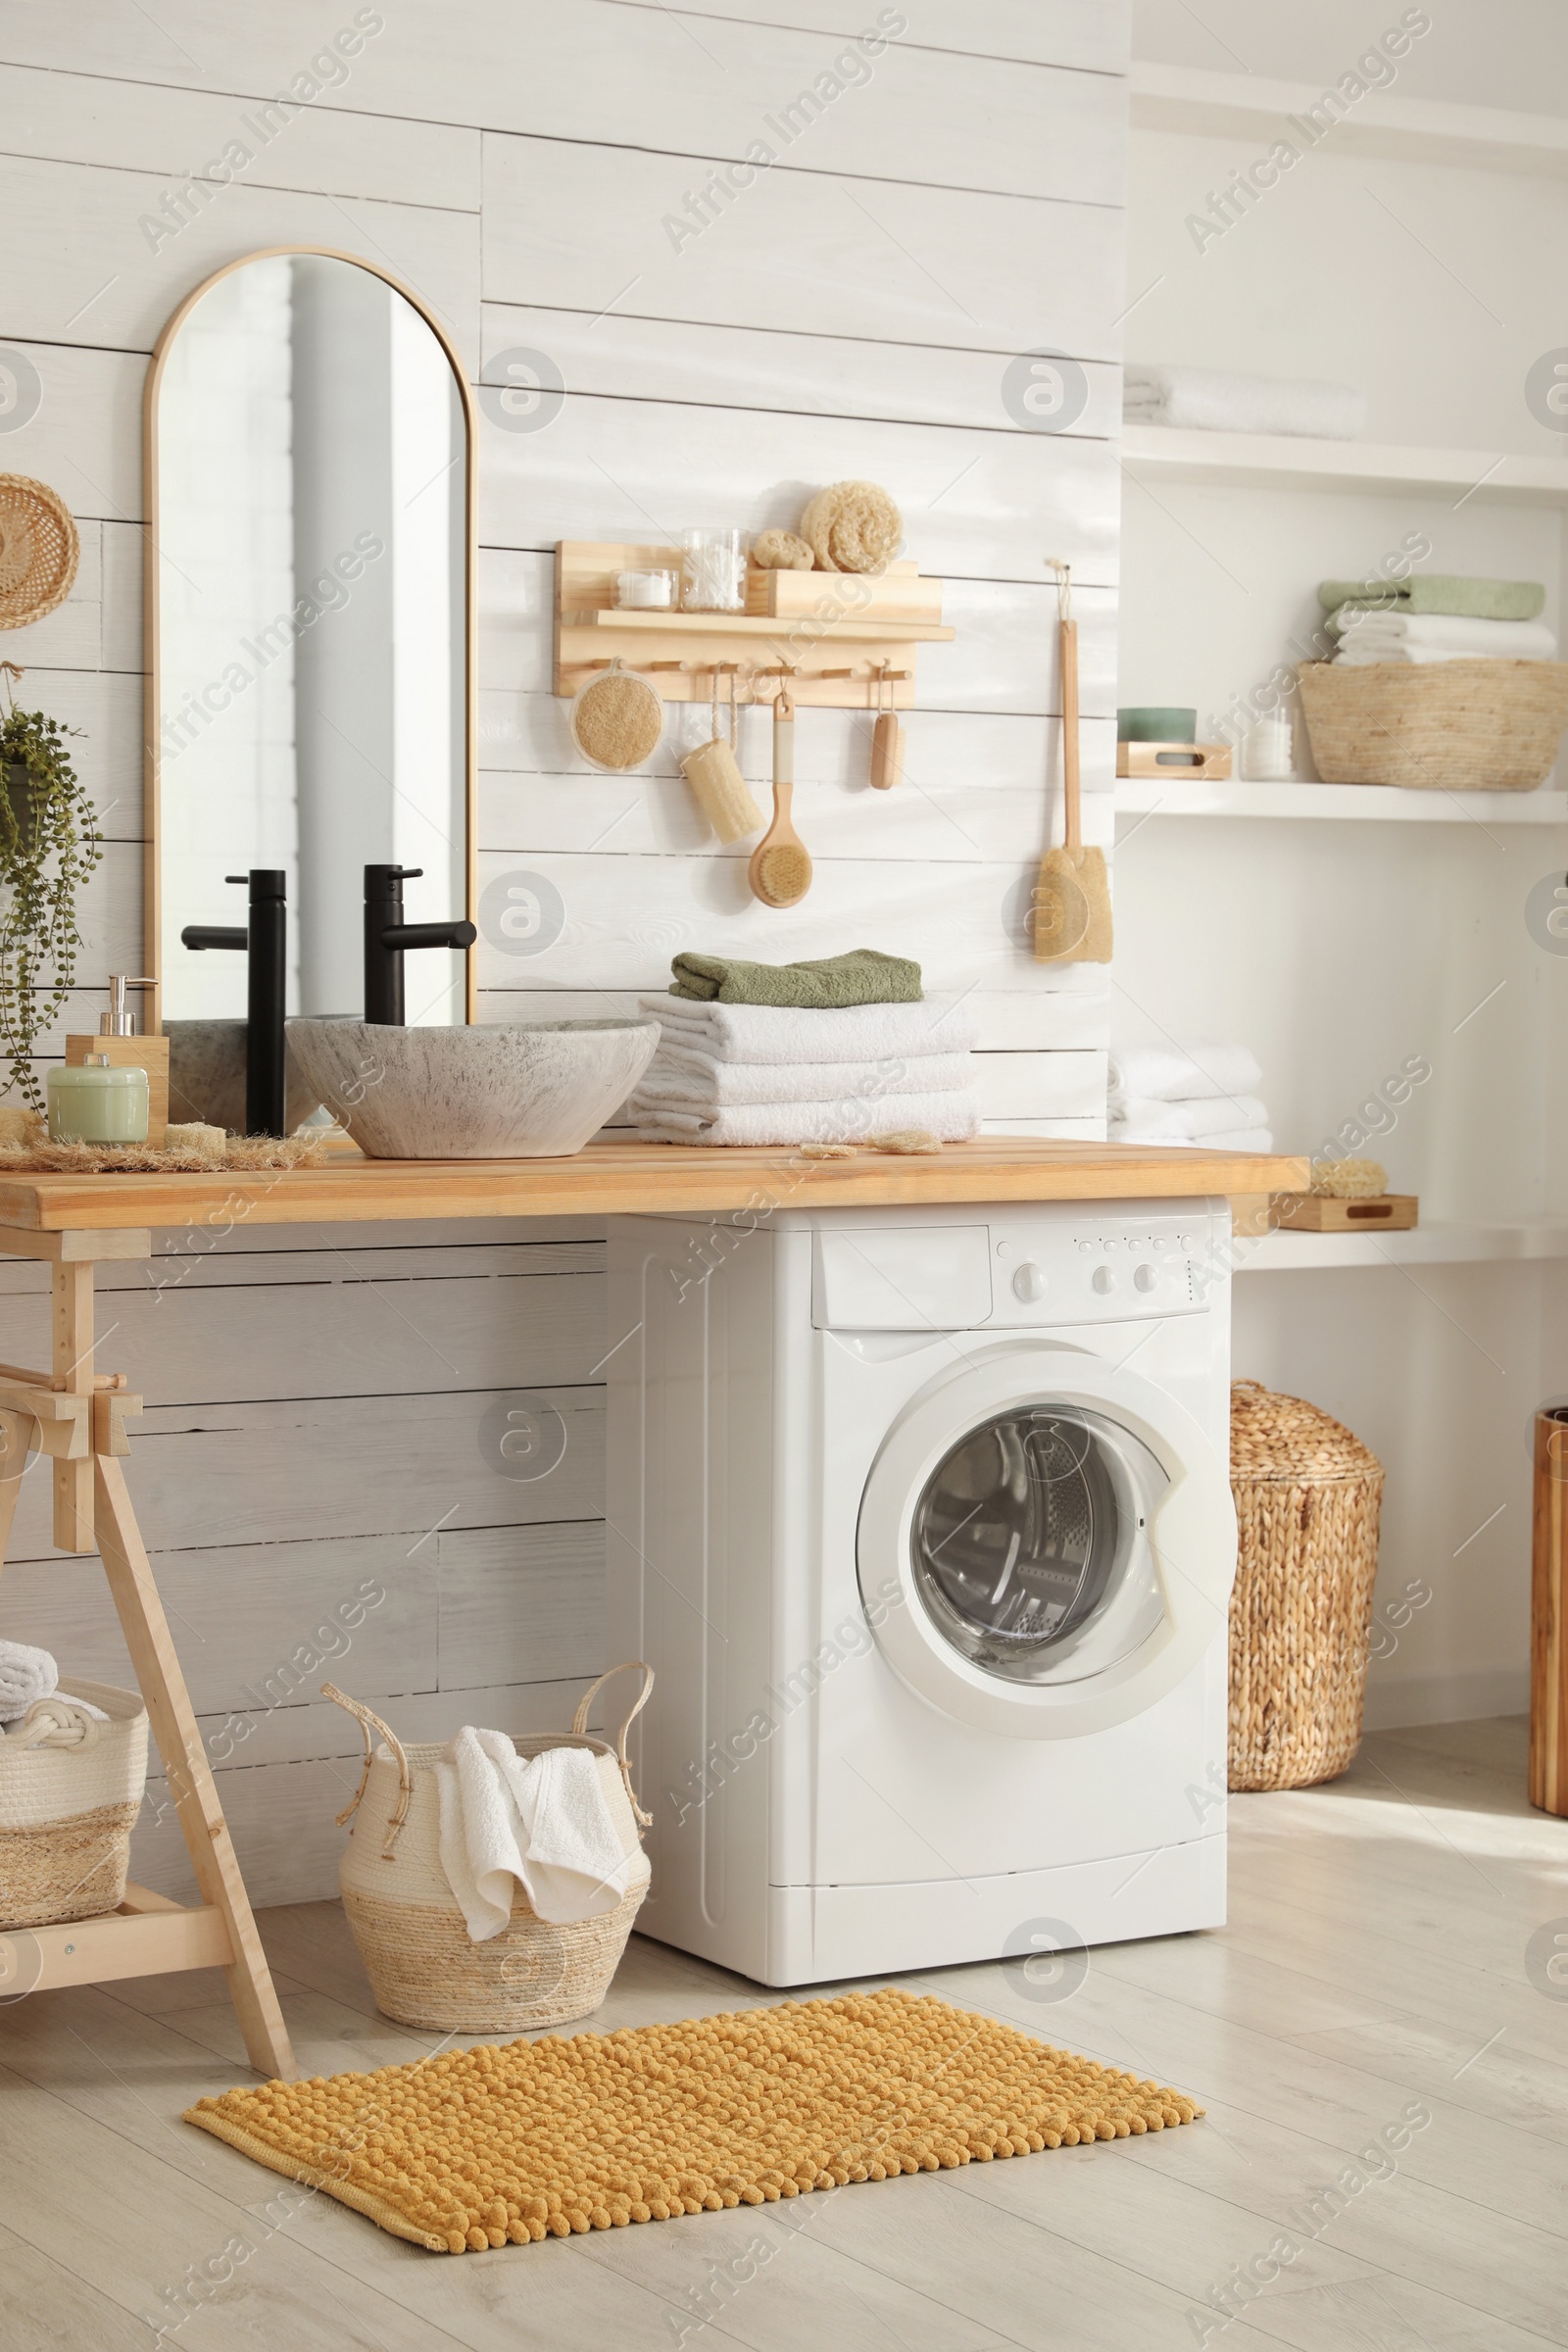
top-left (46, 1056), bottom-right (150, 1145)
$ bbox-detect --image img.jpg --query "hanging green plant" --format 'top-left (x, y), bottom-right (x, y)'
top-left (1, 669), bottom-right (102, 1114)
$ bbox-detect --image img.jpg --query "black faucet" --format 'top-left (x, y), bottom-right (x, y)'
top-left (180, 869), bottom-right (287, 1135)
top-left (363, 864), bottom-right (477, 1025)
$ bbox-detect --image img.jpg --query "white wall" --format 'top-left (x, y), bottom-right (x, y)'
top-left (1116, 13), bottom-right (1568, 1726)
top-left (0, 0), bottom-right (1131, 1901)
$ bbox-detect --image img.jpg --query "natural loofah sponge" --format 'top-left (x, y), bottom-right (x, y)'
top-left (184, 1987), bottom-right (1201, 2254)
top-left (799, 481), bottom-right (902, 574)
top-left (1311, 1157), bottom-right (1387, 1200)
top-left (751, 529), bottom-right (814, 571)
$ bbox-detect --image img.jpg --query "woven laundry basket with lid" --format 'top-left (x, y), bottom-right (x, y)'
top-left (1228, 1382), bottom-right (1384, 1790)
top-left (325, 1665), bottom-right (653, 2034)
top-left (0, 1678), bottom-right (148, 1929)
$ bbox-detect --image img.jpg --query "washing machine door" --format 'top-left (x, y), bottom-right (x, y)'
top-left (857, 1347), bottom-right (1236, 1739)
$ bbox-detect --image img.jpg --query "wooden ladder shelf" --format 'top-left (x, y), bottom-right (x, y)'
top-left (0, 1225), bottom-right (296, 2080)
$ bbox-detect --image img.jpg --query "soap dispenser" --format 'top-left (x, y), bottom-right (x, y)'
top-left (64, 975), bottom-right (168, 1145)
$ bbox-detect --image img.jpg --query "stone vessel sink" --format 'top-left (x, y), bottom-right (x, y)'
top-left (165, 1019), bottom-right (323, 1134)
top-left (287, 1018), bottom-right (661, 1158)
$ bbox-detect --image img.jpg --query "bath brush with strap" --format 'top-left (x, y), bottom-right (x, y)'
top-left (1032, 560), bottom-right (1111, 964)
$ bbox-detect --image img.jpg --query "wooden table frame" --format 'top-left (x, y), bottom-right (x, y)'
top-left (0, 1222), bottom-right (294, 2079)
top-left (0, 1140), bottom-right (1307, 2081)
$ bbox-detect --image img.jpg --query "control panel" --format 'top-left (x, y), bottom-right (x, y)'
top-left (987, 1208), bottom-right (1214, 1326)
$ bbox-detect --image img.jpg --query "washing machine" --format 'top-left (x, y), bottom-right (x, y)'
top-left (606, 1198), bottom-right (1237, 1986)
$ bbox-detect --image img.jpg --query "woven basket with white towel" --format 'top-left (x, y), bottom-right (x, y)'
top-left (325, 1666), bottom-right (653, 2034)
top-left (0, 1678), bottom-right (149, 1930)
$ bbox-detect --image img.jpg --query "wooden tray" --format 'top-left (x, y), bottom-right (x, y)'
top-left (1270, 1192), bottom-right (1418, 1231)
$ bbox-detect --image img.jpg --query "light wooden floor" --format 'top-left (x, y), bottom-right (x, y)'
top-left (3, 1714), bottom-right (1566, 2351)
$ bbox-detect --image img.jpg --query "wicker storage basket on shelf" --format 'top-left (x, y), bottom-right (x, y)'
top-left (0, 1679), bottom-right (148, 1929)
top-left (1228, 1382), bottom-right (1384, 1790)
top-left (1297, 657), bottom-right (1568, 789)
top-left (325, 1665), bottom-right (653, 2034)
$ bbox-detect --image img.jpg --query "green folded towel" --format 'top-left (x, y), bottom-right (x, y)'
top-left (1317, 574), bottom-right (1545, 622)
top-left (669, 949), bottom-right (922, 1006)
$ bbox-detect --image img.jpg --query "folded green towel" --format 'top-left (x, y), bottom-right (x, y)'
top-left (1318, 573), bottom-right (1545, 622)
top-left (669, 949), bottom-right (922, 1006)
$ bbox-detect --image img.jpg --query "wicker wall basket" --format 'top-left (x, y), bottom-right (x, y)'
top-left (0, 1678), bottom-right (149, 1929)
top-left (326, 1667), bottom-right (654, 2034)
top-left (1228, 1382), bottom-right (1385, 1791)
top-left (1297, 658), bottom-right (1568, 789)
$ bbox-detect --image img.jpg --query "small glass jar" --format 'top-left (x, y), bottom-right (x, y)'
top-left (615, 568), bottom-right (677, 610)
top-left (47, 1055), bottom-right (150, 1144)
top-left (681, 528), bottom-right (748, 612)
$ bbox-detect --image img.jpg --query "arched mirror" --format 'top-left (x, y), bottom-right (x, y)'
top-left (145, 246), bottom-right (476, 1060)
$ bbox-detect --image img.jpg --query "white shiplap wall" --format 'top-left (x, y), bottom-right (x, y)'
top-left (0, 0), bottom-right (1129, 1902)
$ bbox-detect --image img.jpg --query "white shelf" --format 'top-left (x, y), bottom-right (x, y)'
top-left (1121, 422), bottom-right (1568, 507)
top-left (1114, 779), bottom-right (1568, 824)
top-left (1129, 60), bottom-right (1568, 181)
top-left (1236, 1220), bottom-right (1568, 1273)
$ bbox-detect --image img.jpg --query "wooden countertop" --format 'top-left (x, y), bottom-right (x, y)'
top-left (0, 1137), bottom-right (1308, 1237)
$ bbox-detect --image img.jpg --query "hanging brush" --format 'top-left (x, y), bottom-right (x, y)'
top-left (749, 678), bottom-right (812, 906)
top-left (1032, 558), bottom-right (1111, 964)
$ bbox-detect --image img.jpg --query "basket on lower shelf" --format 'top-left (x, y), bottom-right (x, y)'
top-left (1228, 1382), bottom-right (1384, 1790)
top-left (0, 1679), bottom-right (149, 1929)
top-left (1297, 657), bottom-right (1568, 789)
top-left (325, 1666), bottom-right (653, 2034)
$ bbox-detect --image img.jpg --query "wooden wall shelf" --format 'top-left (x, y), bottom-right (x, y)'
top-left (554, 542), bottom-right (954, 707)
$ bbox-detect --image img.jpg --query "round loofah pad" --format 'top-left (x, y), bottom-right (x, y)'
top-left (868, 1129), bottom-right (942, 1154)
top-left (751, 529), bottom-right (815, 572)
top-left (1310, 1156), bottom-right (1387, 1200)
top-left (571, 664), bottom-right (664, 771)
top-left (0, 474), bottom-right (80, 630)
top-left (799, 481), bottom-right (902, 574)
top-left (184, 1987), bottom-right (1202, 2254)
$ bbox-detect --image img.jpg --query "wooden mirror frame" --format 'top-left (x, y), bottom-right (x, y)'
top-left (142, 244), bottom-right (479, 1028)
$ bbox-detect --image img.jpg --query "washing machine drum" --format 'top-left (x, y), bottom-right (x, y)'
top-left (912, 1406), bottom-right (1147, 1680)
top-left (859, 1353), bottom-right (1236, 1739)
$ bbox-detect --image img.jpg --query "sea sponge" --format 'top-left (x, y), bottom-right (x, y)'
top-left (799, 481), bottom-right (902, 574)
top-left (750, 529), bottom-right (814, 571)
top-left (869, 1129), bottom-right (942, 1154)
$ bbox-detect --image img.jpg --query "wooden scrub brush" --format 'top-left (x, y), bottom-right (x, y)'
top-left (1032, 559), bottom-right (1111, 964)
top-left (749, 680), bottom-right (812, 906)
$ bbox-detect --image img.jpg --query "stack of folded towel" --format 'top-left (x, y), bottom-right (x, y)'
top-left (631, 952), bottom-right (980, 1146)
top-left (1321, 574), bottom-right (1555, 664)
top-left (1108, 1042), bottom-right (1270, 1153)
top-left (1125, 366), bottom-right (1366, 441)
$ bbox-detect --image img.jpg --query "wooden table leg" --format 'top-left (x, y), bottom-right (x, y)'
top-left (52, 1259), bottom-right (95, 1554)
top-left (93, 1450), bottom-right (297, 2080)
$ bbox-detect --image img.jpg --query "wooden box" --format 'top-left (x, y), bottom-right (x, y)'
top-left (1270, 1192), bottom-right (1418, 1232)
top-left (1116, 741), bottom-right (1233, 780)
top-left (745, 559), bottom-right (944, 623)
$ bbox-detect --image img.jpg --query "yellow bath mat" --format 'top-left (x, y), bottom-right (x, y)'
top-left (184, 1988), bottom-right (1201, 2254)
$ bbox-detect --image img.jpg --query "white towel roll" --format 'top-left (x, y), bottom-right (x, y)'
top-left (0, 1640), bottom-right (58, 1724)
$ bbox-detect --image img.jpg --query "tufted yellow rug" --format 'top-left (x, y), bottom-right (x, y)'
top-left (184, 1988), bottom-right (1201, 2254)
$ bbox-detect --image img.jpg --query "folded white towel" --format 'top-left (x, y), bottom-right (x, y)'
top-left (1107, 1042), bottom-right (1263, 1102)
top-left (1124, 366), bottom-right (1366, 440)
top-left (635, 1088), bottom-right (982, 1147)
top-left (1112, 1120), bottom-right (1275, 1153)
top-left (642, 995), bottom-right (978, 1064)
top-left (634, 1050), bottom-right (973, 1112)
top-left (0, 1640), bottom-right (58, 1724)
top-left (435, 1725), bottom-right (640, 1939)
top-left (1108, 1093), bottom-right (1268, 1141)
top-left (1331, 610), bottom-right (1557, 661)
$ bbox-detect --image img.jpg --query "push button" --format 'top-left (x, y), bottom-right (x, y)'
top-left (1134, 1262), bottom-right (1158, 1293)
top-left (1092, 1265), bottom-right (1116, 1296)
top-left (1012, 1261), bottom-right (1048, 1303)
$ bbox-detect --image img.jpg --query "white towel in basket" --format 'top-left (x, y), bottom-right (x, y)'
top-left (0, 1640), bottom-right (58, 1724)
top-left (435, 1726), bottom-right (640, 1938)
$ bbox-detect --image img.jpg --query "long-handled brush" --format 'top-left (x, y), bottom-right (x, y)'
top-left (1032, 559), bottom-right (1111, 964)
